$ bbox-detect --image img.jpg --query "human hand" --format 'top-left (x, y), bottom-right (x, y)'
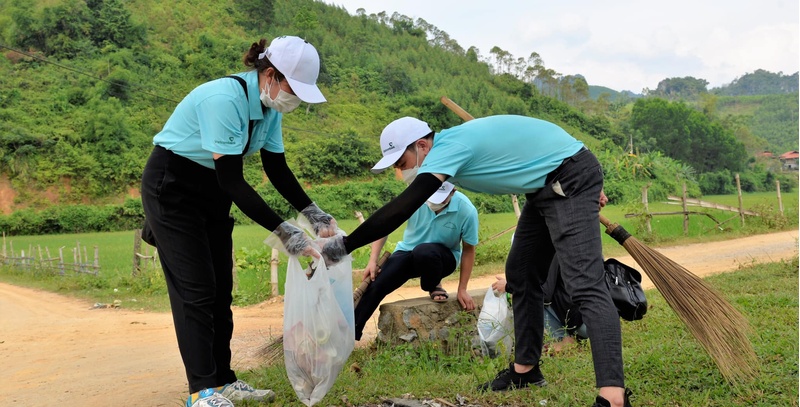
top-left (363, 260), bottom-right (379, 282)
top-left (599, 190), bottom-right (608, 210)
top-left (271, 221), bottom-right (320, 258)
top-left (317, 234), bottom-right (348, 266)
top-left (457, 289), bottom-right (475, 311)
top-left (491, 275), bottom-right (507, 294)
top-left (300, 202), bottom-right (338, 237)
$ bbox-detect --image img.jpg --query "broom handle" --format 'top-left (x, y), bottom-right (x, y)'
top-left (599, 214), bottom-right (613, 228)
top-left (440, 96), bottom-right (474, 121)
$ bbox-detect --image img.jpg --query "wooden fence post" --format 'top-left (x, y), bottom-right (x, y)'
top-left (776, 180), bottom-right (784, 216)
top-left (682, 183), bottom-right (689, 235)
top-left (58, 246), bottom-right (65, 275)
top-left (93, 246), bottom-right (99, 276)
top-left (270, 248), bottom-right (280, 297)
top-left (642, 184), bottom-right (652, 233)
top-left (735, 173), bottom-right (745, 226)
top-left (231, 246), bottom-right (238, 292)
top-left (133, 229), bottom-right (142, 276)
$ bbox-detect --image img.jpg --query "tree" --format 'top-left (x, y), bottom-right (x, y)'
top-left (651, 76), bottom-right (709, 100)
top-left (630, 98), bottom-right (747, 173)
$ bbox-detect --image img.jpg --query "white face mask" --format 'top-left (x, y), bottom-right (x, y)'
top-left (260, 77), bottom-right (302, 113)
top-left (400, 145), bottom-right (420, 185)
top-left (426, 200), bottom-right (448, 212)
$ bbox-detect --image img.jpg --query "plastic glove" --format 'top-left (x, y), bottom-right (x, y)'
top-left (300, 202), bottom-right (338, 237)
top-left (270, 221), bottom-right (320, 258)
top-left (317, 234), bottom-right (348, 266)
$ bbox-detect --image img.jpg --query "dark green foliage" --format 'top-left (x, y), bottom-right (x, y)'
top-left (714, 69), bottom-right (799, 96)
top-left (291, 130), bottom-right (381, 182)
top-left (649, 76), bottom-right (709, 99)
top-left (0, 198), bottom-right (146, 235)
top-left (631, 98), bottom-right (748, 173)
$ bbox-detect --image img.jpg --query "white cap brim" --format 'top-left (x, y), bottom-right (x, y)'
top-left (428, 182), bottom-right (455, 204)
top-left (286, 77), bottom-right (326, 103)
top-left (371, 151), bottom-right (404, 174)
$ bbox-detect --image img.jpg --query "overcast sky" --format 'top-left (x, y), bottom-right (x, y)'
top-left (322, 0), bottom-right (799, 93)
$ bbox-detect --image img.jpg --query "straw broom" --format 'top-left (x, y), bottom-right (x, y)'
top-left (259, 251), bottom-right (391, 364)
top-left (441, 95), bottom-right (759, 384)
top-left (600, 214), bottom-right (758, 384)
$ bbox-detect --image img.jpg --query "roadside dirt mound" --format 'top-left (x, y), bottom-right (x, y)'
top-left (2, 230), bottom-right (797, 406)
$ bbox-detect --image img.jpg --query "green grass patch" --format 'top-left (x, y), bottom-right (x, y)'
top-left (236, 258), bottom-right (799, 406)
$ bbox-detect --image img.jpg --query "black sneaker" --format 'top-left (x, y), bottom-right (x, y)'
top-left (592, 388), bottom-right (634, 407)
top-left (478, 362), bottom-right (547, 391)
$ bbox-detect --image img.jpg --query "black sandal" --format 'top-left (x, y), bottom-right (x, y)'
top-left (429, 286), bottom-right (449, 303)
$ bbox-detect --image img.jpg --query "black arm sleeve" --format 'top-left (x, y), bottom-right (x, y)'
top-left (344, 173), bottom-right (443, 252)
top-left (214, 154), bottom-right (284, 231)
top-left (260, 150), bottom-right (312, 211)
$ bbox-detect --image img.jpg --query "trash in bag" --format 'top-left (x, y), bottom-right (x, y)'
top-left (282, 251), bottom-right (354, 406)
top-left (477, 286), bottom-right (514, 358)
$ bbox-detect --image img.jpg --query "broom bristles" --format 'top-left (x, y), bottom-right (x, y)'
top-left (622, 235), bottom-right (759, 384)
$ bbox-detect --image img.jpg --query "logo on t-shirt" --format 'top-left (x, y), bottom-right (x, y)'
top-left (214, 136), bottom-right (237, 146)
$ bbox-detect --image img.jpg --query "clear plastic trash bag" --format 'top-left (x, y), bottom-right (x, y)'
top-left (477, 286), bottom-right (514, 358)
top-left (282, 253), bottom-right (354, 406)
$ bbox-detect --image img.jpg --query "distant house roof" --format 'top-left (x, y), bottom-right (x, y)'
top-left (779, 151), bottom-right (799, 160)
top-left (758, 151), bottom-right (775, 158)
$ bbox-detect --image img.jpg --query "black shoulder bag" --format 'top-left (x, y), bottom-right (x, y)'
top-left (604, 258), bottom-right (648, 321)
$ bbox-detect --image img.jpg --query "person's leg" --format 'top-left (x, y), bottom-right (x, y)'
top-left (478, 200), bottom-right (553, 391)
top-left (536, 149), bottom-right (625, 390)
top-left (506, 199), bottom-right (555, 367)
top-left (207, 212), bottom-right (236, 387)
top-left (413, 242), bottom-right (457, 295)
top-left (353, 251), bottom-right (415, 340)
top-left (543, 305), bottom-right (567, 341)
top-left (141, 148), bottom-right (227, 394)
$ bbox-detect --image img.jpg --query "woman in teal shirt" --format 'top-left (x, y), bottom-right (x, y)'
top-left (141, 36), bottom-right (336, 407)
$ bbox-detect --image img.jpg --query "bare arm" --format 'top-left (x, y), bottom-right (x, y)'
top-left (456, 242), bottom-right (476, 311)
top-left (364, 237), bottom-right (389, 281)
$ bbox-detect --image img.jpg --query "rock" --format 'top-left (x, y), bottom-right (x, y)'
top-left (376, 288), bottom-right (486, 345)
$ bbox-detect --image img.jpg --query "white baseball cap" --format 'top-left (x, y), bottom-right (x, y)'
top-left (428, 182), bottom-right (455, 204)
top-left (259, 36), bottom-right (326, 103)
top-left (371, 117), bottom-right (432, 173)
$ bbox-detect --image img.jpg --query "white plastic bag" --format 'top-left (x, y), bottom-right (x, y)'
top-left (477, 286), bottom-right (514, 358)
top-left (282, 253), bottom-right (354, 406)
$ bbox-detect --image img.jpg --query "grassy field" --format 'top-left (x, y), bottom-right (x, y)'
top-left (0, 191), bottom-right (796, 311)
top-left (237, 258), bottom-right (800, 406)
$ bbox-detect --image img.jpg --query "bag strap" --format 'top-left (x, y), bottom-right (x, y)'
top-left (224, 75), bottom-right (254, 154)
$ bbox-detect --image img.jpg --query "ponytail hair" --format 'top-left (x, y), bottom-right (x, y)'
top-left (242, 39), bottom-right (285, 80)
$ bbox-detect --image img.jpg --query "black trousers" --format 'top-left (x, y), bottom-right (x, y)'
top-left (141, 146), bottom-right (237, 393)
top-left (353, 242), bottom-right (456, 340)
top-left (506, 148), bottom-right (624, 388)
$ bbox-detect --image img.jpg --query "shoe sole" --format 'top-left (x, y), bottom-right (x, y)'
top-left (479, 378), bottom-right (548, 392)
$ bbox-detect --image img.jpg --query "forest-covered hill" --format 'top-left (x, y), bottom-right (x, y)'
top-left (0, 0), bottom-right (796, 220)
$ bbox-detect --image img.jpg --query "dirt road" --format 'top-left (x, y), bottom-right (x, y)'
top-left (2, 230), bottom-right (797, 406)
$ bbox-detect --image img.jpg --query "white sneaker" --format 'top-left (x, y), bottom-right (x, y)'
top-left (186, 388), bottom-right (233, 407)
top-left (220, 380), bottom-right (276, 402)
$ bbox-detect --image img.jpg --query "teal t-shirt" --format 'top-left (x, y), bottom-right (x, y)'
top-left (419, 115), bottom-right (584, 194)
top-left (394, 191), bottom-right (479, 267)
top-left (153, 70), bottom-right (283, 169)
